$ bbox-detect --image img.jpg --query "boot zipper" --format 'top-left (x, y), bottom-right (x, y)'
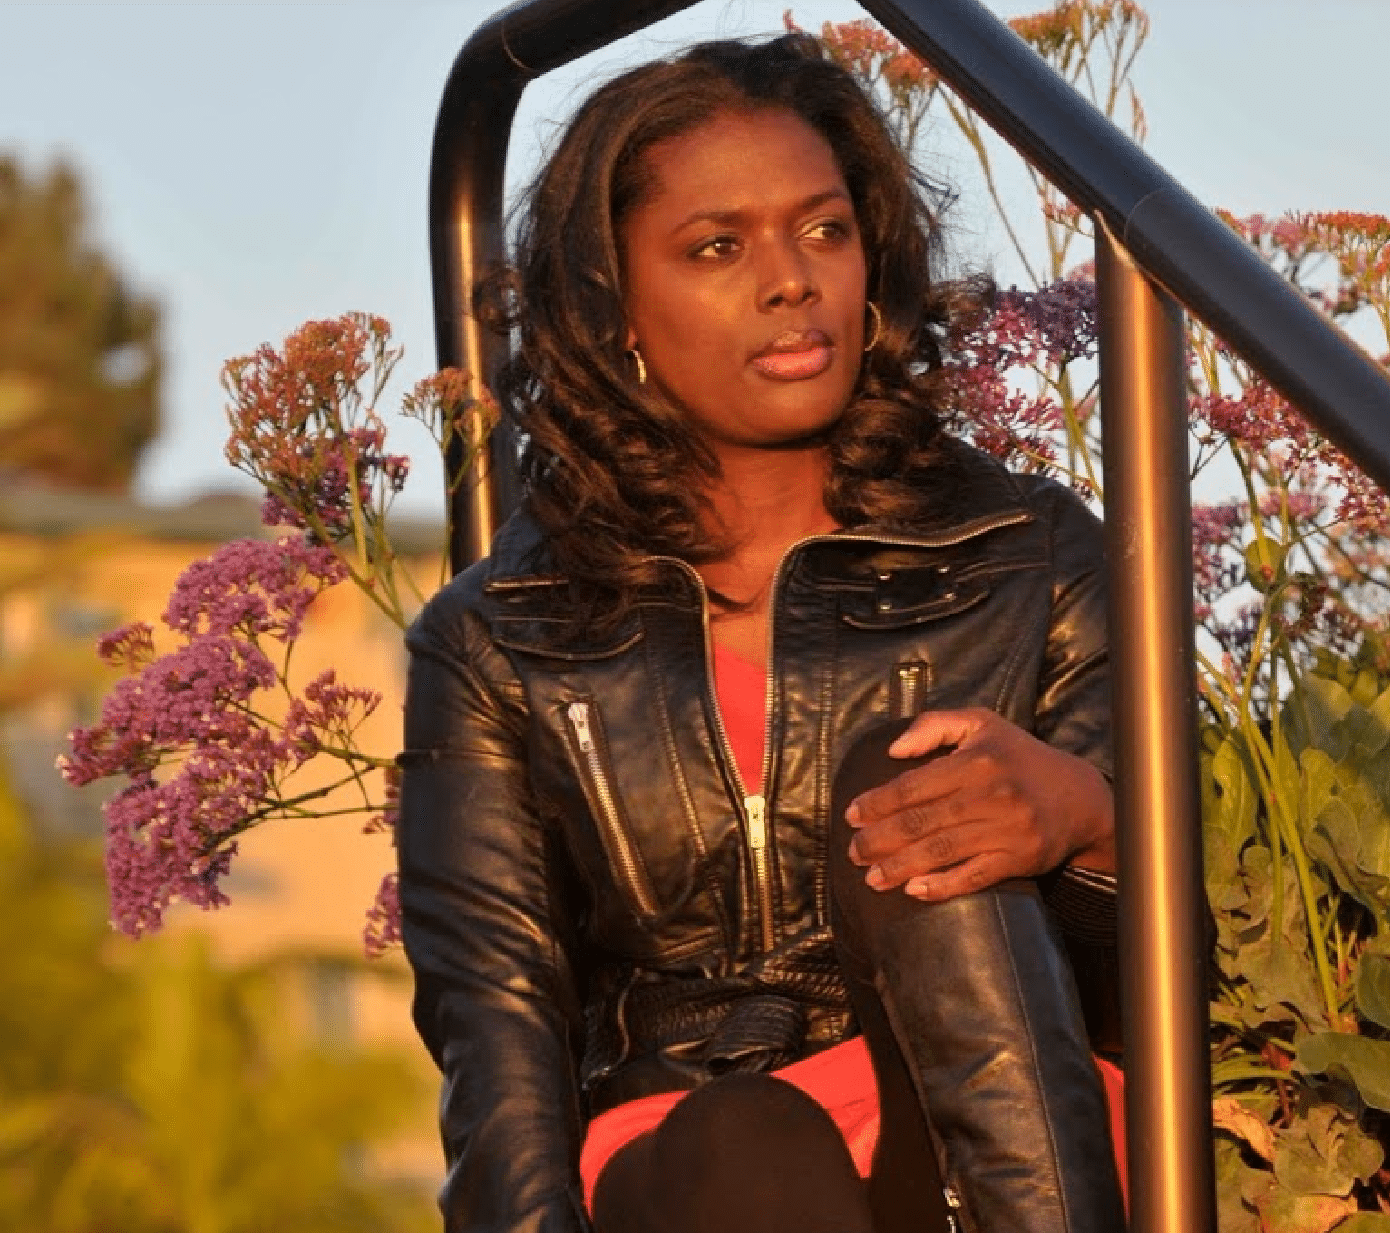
top-left (566, 700), bottom-right (659, 921)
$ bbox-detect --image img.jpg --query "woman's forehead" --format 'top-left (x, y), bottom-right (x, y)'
top-left (632, 109), bottom-right (848, 221)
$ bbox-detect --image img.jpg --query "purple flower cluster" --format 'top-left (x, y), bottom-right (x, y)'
top-left (163, 536), bottom-right (347, 641)
top-left (60, 535), bottom-right (378, 938)
top-left (1191, 500), bottom-right (1248, 618)
top-left (363, 872), bottom-right (402, 958)
top-left (282, 669), bottom-right (381, 761)
top-left (942, 278), bottom-right (1099, 472)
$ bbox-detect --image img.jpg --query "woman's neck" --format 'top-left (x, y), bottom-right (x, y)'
top-left (697, 444), bottom-right (837, 610)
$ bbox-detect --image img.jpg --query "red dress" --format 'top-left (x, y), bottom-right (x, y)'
top-left (578, 643), bottom-right (1127, 1210)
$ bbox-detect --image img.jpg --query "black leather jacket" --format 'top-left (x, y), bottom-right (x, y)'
top-left (398, 443), bottom-right (1117, 1233)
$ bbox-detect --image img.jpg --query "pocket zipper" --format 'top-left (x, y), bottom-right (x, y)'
top-left (566, 700), bottom-right (659, 920)
top-left (892, 661), bottom-right (927, 720)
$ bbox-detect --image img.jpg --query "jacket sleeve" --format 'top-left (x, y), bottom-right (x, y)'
top-left (1030, 482), bottom-right (1122, 1052)
top-left (1031, 481), bottom-right (1112, 787)
top-left (398, 588), bottom-right (592, 1233)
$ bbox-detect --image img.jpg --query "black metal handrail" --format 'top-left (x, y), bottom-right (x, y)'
top-left (428, 3), bottom-right (1390, 1232)
top-left (429, 0), bottom-right (702, 565)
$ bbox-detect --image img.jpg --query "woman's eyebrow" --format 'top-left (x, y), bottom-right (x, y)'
top-left (671, 187), bottom-right (853, 233)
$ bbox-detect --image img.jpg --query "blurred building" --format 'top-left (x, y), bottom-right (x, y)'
top-left (0, 481), bottom-right (447, 1187)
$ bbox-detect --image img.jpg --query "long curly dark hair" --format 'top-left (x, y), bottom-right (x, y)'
top-left (480, 32), bottom-right (981, 613)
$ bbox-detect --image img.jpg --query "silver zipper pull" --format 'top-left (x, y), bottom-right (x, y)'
top-left (745, 794), bottom-right (768, 850)
top-left (568, 701), bottom-right (595, 751)
top-left (943, 1184), bottom-right (962, 1233)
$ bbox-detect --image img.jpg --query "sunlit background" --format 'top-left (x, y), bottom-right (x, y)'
top-left (2, 0), bottom-right (1387, 1226)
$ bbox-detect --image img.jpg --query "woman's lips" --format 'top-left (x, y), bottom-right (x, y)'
top-left (750, 331), bottom-right (835, 381)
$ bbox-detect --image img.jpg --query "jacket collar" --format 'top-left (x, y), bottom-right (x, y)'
top-left (479, 439), bottom-right (1034, 591)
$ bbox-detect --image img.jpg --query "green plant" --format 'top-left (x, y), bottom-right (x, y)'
top-left (0, 757), bottom-right (438, 1232)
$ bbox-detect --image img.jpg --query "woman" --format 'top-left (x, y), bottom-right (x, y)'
top-left (399, 32), bottom-right (1125, 1233)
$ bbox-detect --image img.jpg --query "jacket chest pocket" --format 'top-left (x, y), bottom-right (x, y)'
top-left (835, 556), bottom-right (1053, 728)
top-left (832, 561), bottom-right (1041, 724)
top-left (838, 568), bottom-right (991, 631)
top-left (562, 697), bottom-right (662, 923)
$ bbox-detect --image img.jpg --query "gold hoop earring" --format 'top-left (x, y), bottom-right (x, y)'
top-left (629, 348), bottom-right (647, 386)
top-left (863, 302), bottom-right (883, 352)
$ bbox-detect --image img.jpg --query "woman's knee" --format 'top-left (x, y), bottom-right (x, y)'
top-left (594, 1074), bottom-right (874, 1233)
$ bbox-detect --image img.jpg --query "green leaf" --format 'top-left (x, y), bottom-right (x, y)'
top-left (1275, 733), bottom-right (1303, 826)
top-left (1370, 683), bottom-right (1390, 735)
top-left (1289, 674), bottom-right (1355, 760)
top-left (1254, 1186), bottom-right (1357, 1233)
top-left (1214, 1137), bottom-right (1265, 1233)
top-left (1271, 1104), bottom-right (1383, 1197)
top-left (1312, 797), bottom-right (1390, 916)
top-left (1343, 703), bottom-right (1390, 762)
top-left (1213, 739), bottom-right (1260, 847)
top-left (1300, 748), bottom-right (1340, 838)
top-left (1354, 951), bottom-right (1390, 1031)
top-left (1235, 935), bottom-right (1326, 1028)
top-left (1296, 1032), bottom-right (1390, 1111)
top-left (1207, 827), bottom-right (1250, 915)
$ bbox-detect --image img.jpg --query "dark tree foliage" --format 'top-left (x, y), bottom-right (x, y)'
top-left (0, 155), bottom-right (162, 491)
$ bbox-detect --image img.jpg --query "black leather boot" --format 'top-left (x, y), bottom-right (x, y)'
top-left (829, 721), bottom-right (1126, 1233)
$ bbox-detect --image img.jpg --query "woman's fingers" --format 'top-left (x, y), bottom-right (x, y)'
top-left (885, 706), bottom-right (994, 759)
top-left (844, 751), bottom-right (973, 830)
top-left (903, 852), bottom-right (1015, 902)
top-left (843, 708), bottom-right (1117, 896)
top-left (856, 807), bottom-right (1044, 891)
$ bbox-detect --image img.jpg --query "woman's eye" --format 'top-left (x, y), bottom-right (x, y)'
top-left (690, 235), bottom-right (740, 260)
top-left (805, 218), bottom-right (852, 243)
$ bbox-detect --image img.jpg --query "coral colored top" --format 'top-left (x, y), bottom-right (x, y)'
top-left (577, 643), bottom-right (1128, 1212)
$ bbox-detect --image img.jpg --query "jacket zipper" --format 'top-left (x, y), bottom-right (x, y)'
top-left (648, 511), bottom-right (1031, 955)
top-left (566, 700), bottom-right (659, 921)
top-left (690, 591), bottom-right (778, 955)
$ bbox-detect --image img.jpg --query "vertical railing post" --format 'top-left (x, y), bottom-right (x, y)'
top-left (1096, 217), bottom-right (1216, 1233)
top-left (429, 32), bottom-right (525, 575)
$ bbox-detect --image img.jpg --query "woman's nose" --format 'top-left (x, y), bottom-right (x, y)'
top-left (757, 241), bottom-right (819, 310)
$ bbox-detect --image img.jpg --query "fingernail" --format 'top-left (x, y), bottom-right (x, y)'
top-left (845, 800), bottom-right (862, 826)
top-left (905, 876), bottom-right (931, 899)
top-left (887, 736), bottom-right (910, 757)
top-left (865, 865), bottom-right (885, 890)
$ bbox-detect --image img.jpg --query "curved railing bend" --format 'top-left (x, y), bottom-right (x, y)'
top-left (429, 4), bottom-right (1390, 1232)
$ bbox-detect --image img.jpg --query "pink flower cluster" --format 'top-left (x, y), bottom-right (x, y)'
top-left (223, 314), bottom-right (411, 540)
top-left (60, 536), bottom-right (379, 938)
top-left (1191, 500), bottom-right (1247, 613)
top-left (163, 536), bottom-right (348, 641)
top-left (1191, 359), bottom-right (1389, 534)
top-left (787, 13), bottom-right (935, 96)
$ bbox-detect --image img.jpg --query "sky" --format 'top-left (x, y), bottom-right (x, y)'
top-left (2, 0), bottom-right (1388, 520)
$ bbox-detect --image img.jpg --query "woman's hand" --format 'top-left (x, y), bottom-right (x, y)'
top-left (844, 708), bottom-right (1115, 901)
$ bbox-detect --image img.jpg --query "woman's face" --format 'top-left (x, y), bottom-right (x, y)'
top-left (620, 108), bottom-right (869, 454)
